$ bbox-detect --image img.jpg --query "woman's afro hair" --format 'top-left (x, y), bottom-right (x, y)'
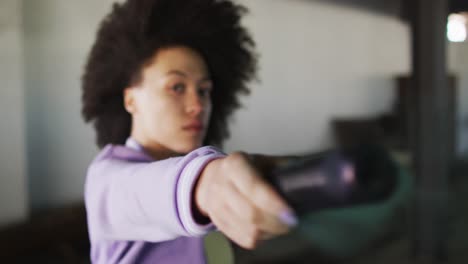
top-left (81, 0), bottom-right (258, 148)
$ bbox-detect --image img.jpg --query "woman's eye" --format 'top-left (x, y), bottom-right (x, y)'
top-left (171, 83), bottom-right (185, 93)
top-left (198, 87), bottom-right (212, 97)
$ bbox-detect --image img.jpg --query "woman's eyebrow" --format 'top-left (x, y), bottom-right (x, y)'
top-left (166, 70), bottom-right (211, 82)
top-left (166, 70), bottom-right (187, 77)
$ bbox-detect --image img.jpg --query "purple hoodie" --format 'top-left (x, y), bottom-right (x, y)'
top-left (85, 138), bottom-right (226, 263)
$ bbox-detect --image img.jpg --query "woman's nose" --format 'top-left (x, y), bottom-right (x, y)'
top-left (185, 90), bottom-right (204, 116)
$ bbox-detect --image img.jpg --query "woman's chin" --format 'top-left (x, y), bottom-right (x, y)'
top-left (176, 142), bottom-right (203, 154)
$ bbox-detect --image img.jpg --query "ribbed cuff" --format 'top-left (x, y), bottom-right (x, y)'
top-left (177, 146), bottom-right (226, 236)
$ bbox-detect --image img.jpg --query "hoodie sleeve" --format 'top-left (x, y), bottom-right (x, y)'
top-left (85, 146), bottom-right (226, 243)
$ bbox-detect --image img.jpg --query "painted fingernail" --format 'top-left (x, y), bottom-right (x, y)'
top-left (278, 210), bottom-right (298, 227)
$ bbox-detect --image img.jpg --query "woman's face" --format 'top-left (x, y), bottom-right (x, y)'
top-left (124, 46), bottom-right (213, 158)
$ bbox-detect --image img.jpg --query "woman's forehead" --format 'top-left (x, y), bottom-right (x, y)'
top-left (148, 46), bottom-right (211, 78)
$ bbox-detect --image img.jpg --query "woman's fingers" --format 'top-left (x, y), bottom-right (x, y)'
top-left (210, 204), bottom-right (261, 249)
top-left (198, 152), bottom-right (298, 249)
top-left (227, 153), bottom-right (298, 227)
top-left (222, 181), bottom-right (290, 236)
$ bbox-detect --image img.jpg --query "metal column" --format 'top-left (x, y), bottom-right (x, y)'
top-left (411, 0), bottom-right (450, 262)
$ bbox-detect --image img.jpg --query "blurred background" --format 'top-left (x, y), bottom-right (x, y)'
top-left (1, 0), bottom-right (467, 263)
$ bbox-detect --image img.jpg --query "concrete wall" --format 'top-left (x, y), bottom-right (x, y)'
top-left (449, 41), bottom-right (468, 156)
top-left (225, 0), bottom-right (411, 154)
top-left (22, 0), bottom-right (117, 209)
top-left (0, 0), bottom-right (28, 226)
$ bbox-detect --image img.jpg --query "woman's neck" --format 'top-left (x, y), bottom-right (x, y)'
top-left (129, 131), bottom-right (181, 160)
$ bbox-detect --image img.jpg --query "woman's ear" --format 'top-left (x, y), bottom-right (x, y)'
top-left (123, 87), bottom-right (137, 114)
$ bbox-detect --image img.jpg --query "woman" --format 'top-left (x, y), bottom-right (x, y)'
top-left (81, 0), bottom-right (297, 263)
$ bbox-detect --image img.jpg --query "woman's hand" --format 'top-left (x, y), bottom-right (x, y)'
top-left (195, 152), bottom-right (298, 249)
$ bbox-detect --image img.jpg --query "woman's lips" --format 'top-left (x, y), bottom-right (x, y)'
top-left (182, 122), bottom-right (204, 132)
